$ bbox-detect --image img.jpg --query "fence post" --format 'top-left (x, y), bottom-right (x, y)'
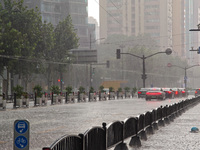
top-left (34, 92), bottom-right (37, 106)
top-left (65, 92), bottom-right (68, 103)
top-left (51, 92), bottom-right (53, 105)
top-left (89, 92), bottom-right (91, 102)
top-left (117, 91), bottom-right (119, 99)
top-left (129, 117), bottom-right (141, 147)
top-left (78, 92), bottom-right (80, 102)
top-left (13, 93), bottom-right (16, 108)
top-left (102, 122), bottom-right (107, 150)
top-left (3, 92), bottom-right (5, 100)
top-left (99, 91), bottom-right (101, 101)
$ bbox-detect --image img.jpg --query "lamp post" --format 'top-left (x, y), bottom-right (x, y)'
top-left (117, 48), bottom-right (172, 88)
top-left (89, 35), bottom-right (105, 49)
top-left (89, 61), bottom-right (110, 88)
top-left (167, 63), bottom-right (199, 89)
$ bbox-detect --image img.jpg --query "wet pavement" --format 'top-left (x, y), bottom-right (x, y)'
top-left (139, 99), bottom-right (200, 150)
top-left (0, 96), bottom-right (195, 150)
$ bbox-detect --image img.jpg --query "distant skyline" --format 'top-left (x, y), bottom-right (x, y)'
top-left (88, 0), bottom-right (99, 25)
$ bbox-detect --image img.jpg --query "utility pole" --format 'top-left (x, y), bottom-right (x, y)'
top-left (117, 48), bottom-right (172, 88)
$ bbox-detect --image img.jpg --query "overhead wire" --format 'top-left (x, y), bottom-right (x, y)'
top-left (94, 0), bottom-right (121, 25)
top-left (93, 0), bottom-right (197, 55)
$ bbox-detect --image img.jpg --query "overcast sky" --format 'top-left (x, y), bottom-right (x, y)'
top-left (88, 0), bottom-right (99, 24)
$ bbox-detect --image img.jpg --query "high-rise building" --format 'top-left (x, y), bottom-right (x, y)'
top-left (100, 0), bottom-right (173, 49)
top-left (99, 0), bottom-right (200, 61)
top-left (24, 0), bottom-right (89, 49)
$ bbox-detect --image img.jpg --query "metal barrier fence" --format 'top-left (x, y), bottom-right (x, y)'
top-left (42, 97), bottom-right (200, 150)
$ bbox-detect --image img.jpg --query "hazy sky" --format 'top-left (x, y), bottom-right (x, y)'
top-left (88, 0), bottom-right (99, 24)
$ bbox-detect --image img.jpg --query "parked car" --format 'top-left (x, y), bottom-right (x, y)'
top-left (179, 88), bottom-right (188, 97)
top-left (162, 88), bottom-right (174, 99)
top-left (145, 89), bottom-right (166, 101)
top-left (195, 88), bottom-right (200, 97)
top-left (138, 88), bottom-right (149, 98)
top-left (188, 89), bottom-right (196, 96)
top-left (171, 88), bottom-right (181, 98)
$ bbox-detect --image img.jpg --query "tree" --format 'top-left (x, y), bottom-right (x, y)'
top-left (35, 21), bottom-right (55, 91)
top-left (52, 15), bottom-right (79, 90)
top-left (0, 0), bottom-right (43, 94)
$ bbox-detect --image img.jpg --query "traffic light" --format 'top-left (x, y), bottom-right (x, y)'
top-left (106, 60), bottom-right (110, 68)
top-left (198, 47), bottom-right (200, 54)
top-left (58, 79), bottom-right (61, 82)
top-left (116, 49), bottom-right (121, 59)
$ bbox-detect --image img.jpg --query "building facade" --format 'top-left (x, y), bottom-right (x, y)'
top-left (24, 0), bottom-right (89, 49)
top-left (100, 0), bottom-right (200, 62)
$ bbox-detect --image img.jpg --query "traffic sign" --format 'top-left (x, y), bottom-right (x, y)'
top-left (15, 136), bottom-right (28, 149)
top-left (14, 120), bottom-right (29, 150)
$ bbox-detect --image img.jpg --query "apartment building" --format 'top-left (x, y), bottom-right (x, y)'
top-left (24, 0), bottom-right (89, 49)
top-left (99, 0), bottom-right (200, 61)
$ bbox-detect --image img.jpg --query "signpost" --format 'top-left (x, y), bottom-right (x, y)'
top-left (14, 120), bottom-right (29, 150)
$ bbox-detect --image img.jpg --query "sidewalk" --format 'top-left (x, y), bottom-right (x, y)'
top-left (140, 102), bottom-right (200, 150)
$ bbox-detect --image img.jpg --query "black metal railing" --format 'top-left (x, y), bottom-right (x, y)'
top-left (42, 96), bottom-right (200, 150)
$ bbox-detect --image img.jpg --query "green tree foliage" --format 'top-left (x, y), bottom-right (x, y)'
top-left (78, 86), bottom-right (85, 93)
top-left (109, 87), bottom-right (114, 92)
top-left (65, 86), bottom-right (73, 94)
top-left (50, 85), bottom-right (60, 95)
top-left (89, 87), bottom-right (94, 93)
top-left (0, 0), bottom-right (80, 93)
top-left (118, 87), bottom-right (122, 92)
top-left (53, 16), bottom-right (79, 89)
top-left (124, 87), bottom-right (130, 92)
top-left (99, 85), bottom-right (104, 92)
top-left (33, 85), bottom-right (43, 98)
top-left (13, 85), bottom-right (24, 99)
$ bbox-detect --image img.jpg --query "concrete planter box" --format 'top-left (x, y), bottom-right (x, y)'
top-left (0, 99), bottom-right (6, 109)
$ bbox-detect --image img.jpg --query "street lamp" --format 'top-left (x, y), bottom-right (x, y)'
top-left (89, 35), bottom-right (105, 49)
top-left (116, 48), bottom-right (172, 88)
top-left (167, 63), bottom-right (200, 89)
top-left (89, 61), bottom-right (110, 88)
top-left (168, 64), bottom-right (200, 88)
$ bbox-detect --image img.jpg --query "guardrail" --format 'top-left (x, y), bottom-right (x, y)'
top-left (42, 97), bottom-right (200, 150)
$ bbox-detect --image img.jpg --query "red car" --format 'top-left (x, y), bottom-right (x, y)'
top-left (145, 88), bottom-right (166, 101)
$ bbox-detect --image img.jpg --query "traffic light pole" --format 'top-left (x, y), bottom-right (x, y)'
top-left (89, 61), bottom-right (110, 88)
top-left (168, 64), bottom-right (199, 89)
top-left (117, 48), bottom-right (172, 88)
top-left (142, 55), bottom-right (146, 88)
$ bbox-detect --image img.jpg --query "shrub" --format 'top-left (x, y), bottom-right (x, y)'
top-left (132, 87), bottom-right (137, 94)
top-left (99, 85), bottom-right (104, 92)
top-left (50, 85), bottom-right (60, 95)
top-left (78, 86), bottom-right (85, 93)
top-left (13, 85), bottom-right (24, 99)
top-left (33, 85), bottom-right (43, 98)
top-left (109, 87), bottom-right (114, 92)
top-left (65, 86), bottom-right (73, 95)
top-left (124, 87), bottom-right (130, 92)
top-left (118, 87), bottom-right (122, 92)
top-left (89, 87), bottom-right (94, 93)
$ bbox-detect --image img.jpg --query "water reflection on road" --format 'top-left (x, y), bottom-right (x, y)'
top-left (0, 96), bottom-right (193, 150)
